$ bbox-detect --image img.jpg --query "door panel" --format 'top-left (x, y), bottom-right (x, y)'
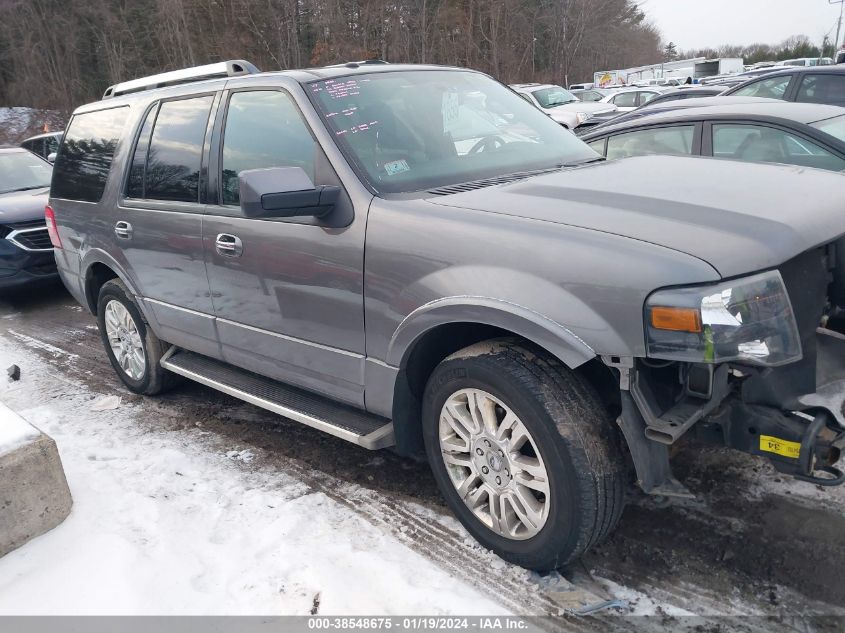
top-left (115, 94), bottom-right (219, 356)
top-left (204, 88), bottom-right (367, 405)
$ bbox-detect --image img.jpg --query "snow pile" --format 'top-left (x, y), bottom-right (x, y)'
top-left (0, 400), bottom-right (39, 456)
top-left (0, 344), bottom-right (508, 616)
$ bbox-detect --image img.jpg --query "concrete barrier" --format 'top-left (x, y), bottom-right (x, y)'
top-left (0, 403), bottom-right (72, 557)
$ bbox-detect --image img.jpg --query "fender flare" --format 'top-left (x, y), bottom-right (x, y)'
top-left (80, 249), bottom-right (142, 313)
top-left (386, 296), bottom-right (596, 370)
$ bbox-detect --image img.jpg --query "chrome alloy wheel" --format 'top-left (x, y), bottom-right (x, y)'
top-left (104, 299), bottom-right (146, 381)
top-left (438, 388), bottom-right (551, 540)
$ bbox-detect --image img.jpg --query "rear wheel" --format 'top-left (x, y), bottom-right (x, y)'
top-left (422, 339), bottom-right (626, 570)
top-left (97, 278), bottom-right (177, 395)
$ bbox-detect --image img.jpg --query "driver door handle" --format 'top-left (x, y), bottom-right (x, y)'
top-left (215, 233), bottom-right (243, 257)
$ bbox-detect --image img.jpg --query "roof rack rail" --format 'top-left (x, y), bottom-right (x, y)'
top-left (102, 60), bottom-right (261, 99)
top-left (327, 59), bottom-right (389, 69)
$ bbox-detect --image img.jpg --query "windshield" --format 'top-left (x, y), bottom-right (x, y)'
top-left (0, 151), bottom-right (52, 194)
top-left (531, 86), bottom-right (578, 108)
top-left (811, 115), bottom-right (845, 143)
top-left (309, 71), bottom-right (596, 194)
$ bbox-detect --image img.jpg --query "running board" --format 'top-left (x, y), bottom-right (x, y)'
top-left (160, 348), bottom-right (395, 450)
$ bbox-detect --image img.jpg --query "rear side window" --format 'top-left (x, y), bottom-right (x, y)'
top-left (713, 123), bottom-right (845, 172)
top-left (730, 75), bottom-right (791, 99)
top-left (606, 125), bottom-right (695, 160)
top-left (144, 96), bottom-right (213, 203)
top-left (796, 74), bottom-right (845, 105)
top-left (52, 106), bottom-right (128, 202)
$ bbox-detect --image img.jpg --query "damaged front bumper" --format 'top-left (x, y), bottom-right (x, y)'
top-left (608, 326), bottom-right (845, 496)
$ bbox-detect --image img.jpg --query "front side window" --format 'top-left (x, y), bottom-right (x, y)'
top-left (52, 106), bottom-right (128, 202)
top-left (730, 75), bottom-right (791, 99)
top-left (0, 151), bottom-right (52, 194)
top-left (221, 91), bottom-right (316, 205)
top-left (612, 92), bottom-right (638, 108)
top-left (144, 96), bottom-right (213, 202)
top-left (605, 125), bottom-right (695, 160)
top-left (796, 74), bottom-right (845, 105)
top-left (530, 86), bottom-right (578, 108)
top-left (309, 71), bottom-right (597, 194)
top-left (713, 123), bottom-right (845, 172)
top-left (45, 135), bottom-right (60, 156)
top-left (587, 139), bottom-right (607, 155)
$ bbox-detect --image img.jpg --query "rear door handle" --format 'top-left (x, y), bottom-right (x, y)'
top-left (114, 221), bottom-right (132, 239)
top-left (215, 233), bottom-right (243, 257)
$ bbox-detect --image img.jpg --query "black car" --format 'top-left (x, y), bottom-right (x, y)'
top-left (580, 101), bottom-right (845, 173)
top-left (0, 148), bottom-right (57, 289)
top-left (724, 65), bottom-right (845, 106)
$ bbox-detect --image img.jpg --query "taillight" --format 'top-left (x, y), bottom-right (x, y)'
top-left (45, 205), bottom-right (62, 249)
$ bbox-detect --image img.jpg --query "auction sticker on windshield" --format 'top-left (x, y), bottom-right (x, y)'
top-left (385, 159), bottom-right (410, 176)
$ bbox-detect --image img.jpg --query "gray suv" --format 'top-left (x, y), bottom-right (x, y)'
top-left (50, 60), bottom-right (845, 570)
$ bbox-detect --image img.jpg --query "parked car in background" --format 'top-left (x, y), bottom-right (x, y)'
top-left (635, 86), bottom-right (726, 107)
top-left (777, 57), bottom-right (833, 67)
top-left (20, 131), bottom-right (63, 162)
top-left (599, 86), bottom-right (670, 112)
top-left (0, 148), bottom-right (56, 290)
top-left (837, 50), bottom-right (845, 65)
top-left (725, 66), bottom-right (845, 105)
top-left (581, 101), bottom-right (845, 173)
top-left (510, 83), bottom-right (617, 128)
top-left (575, 95), bottom-right (779, 135)
top-left (571, 87), bottom-right (618, 102)
top-left (49, 60), bottom-right (845, 571)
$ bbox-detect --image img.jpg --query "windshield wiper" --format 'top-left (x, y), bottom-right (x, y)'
top-left (560, 157), bottom-right (606, 168)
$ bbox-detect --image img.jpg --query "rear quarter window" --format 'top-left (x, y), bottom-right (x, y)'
top-left (52, 106), bottom-right (129, 202)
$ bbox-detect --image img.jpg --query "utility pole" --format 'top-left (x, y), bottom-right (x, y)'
top-left (833, 0), bottom-right (845, 51)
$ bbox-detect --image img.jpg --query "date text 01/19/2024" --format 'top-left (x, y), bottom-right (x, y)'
top-left (307, 617), bottom-right (532, 630)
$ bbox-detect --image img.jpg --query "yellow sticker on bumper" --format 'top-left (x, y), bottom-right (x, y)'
top-left (759, 435), bottom-right (801, 459)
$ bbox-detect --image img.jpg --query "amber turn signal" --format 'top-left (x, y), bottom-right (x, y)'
top-left (650, 306), bottom-right (702, 333)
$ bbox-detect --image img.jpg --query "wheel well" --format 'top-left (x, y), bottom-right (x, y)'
top-left (391, 322), bottom-right (615, 456)
top-left (84, 263), bottom-right (119, 314)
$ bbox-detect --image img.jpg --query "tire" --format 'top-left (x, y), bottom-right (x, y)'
top-left (96, 278), bottom-right (178, 395)
top-left (422, 338), bottom-right (626, 570)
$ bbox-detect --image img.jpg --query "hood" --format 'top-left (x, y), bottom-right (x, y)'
top-left (428, 156), bottom-right (845, 278)
top-left (0, 187), bottom-right (50, 225)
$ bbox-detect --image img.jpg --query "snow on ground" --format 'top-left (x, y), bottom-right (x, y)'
top-left (0, 400), bottom-right (39, 455)
top-left (0, 344), bottom-right (508, 616)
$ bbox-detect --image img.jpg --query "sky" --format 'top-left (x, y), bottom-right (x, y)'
top-left (640, 0), bottom-right (845, 51)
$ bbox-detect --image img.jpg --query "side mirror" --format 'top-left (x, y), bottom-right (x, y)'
top-left (47, 152), bottom-right (57, 163)
top-left (238, 167), bottom-right (341, 219)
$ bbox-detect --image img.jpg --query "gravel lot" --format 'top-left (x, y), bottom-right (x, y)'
top-left (1, 281), bottom-right (844, 627)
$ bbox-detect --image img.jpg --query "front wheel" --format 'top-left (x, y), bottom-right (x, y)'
top-left (422, 339), bottom-right (626, 570)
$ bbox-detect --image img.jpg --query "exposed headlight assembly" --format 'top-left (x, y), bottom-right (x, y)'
top-left (645, 270), bottom-right (802, 367)
top-left (575, 112), bottom-right (592, 125)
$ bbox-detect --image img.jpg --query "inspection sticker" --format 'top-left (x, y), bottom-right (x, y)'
top-left (759, 435), bottom-right (801, 459)
top-left (384, 159), bottom-right (410, 176)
